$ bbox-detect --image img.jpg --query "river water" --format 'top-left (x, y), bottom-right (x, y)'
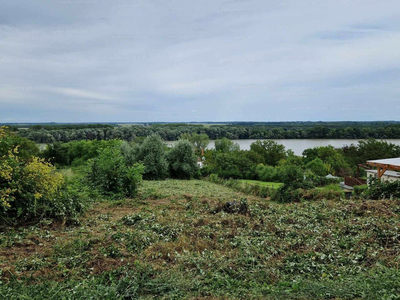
top-left (166, 139), bottom-right (400, 156)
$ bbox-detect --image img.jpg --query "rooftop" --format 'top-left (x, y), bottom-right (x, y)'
top-left (367, 158), bottom-right (400, 167)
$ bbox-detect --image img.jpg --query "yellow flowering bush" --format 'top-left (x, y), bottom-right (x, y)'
top-left (23, 157), bottom-right (64, 201)
top-left (1, 127), bottom-right (80, 221)
top-left (0, 127), bottom-right (19, 210)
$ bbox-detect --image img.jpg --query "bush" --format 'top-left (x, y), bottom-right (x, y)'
top-left (1, 127), bottom-right (87, 222)
top-left (353, 184), bottom-right (368, 196)
top-left (255, 164), bottom-right (277, 182)
top-left (42, 140), bottom-right (122, 166)
top-left (306, 158), bottom-right (329, 176)
top-left (363, 178), bottom-right (400, 200)
top-left (88, 146), bottom-right (144, 198)
top-left (133, 134), bottom-right (168, 180)
top-left (205, 150), bottom-right (259, 179)
top-left (167, 140), bottom-right (199, 179)
top-left (273, 185), bottom-right (303, 203)
top-left (272, 165), bottom-right (316, 203)
top-left (209, 173), bottom-right (219, 183)
top-left (0, 132), bottom-right (39, 160)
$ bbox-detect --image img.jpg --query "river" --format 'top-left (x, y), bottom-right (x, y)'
top-left (166, 139), bottom-right (400, 156)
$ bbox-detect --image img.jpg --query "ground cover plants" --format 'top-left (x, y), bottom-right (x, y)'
top-left (2, 127), bottom-right (400, 299)
top-left (1, 179), bottom-right (400, 299)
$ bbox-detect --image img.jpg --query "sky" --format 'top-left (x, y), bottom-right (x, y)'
top-left (0, 0), bottom-right (399, 123)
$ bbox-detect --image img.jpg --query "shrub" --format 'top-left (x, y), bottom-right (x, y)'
top-left (363, 178), bottom-right (400, 200)
top-left (1, 127), bottom-right (86, 221)
top-left (42, 140), bottom-right (122, 166)
top-left (273, 185), bottom-right (302, 203)
top-left (133, 134), bottom-right (168, 180)
top-left (167, 140), bottom-right (199, 179)
top-left (255, 164), bottom-right (277, 182)
top-left (209, 173), bottom-right (219, 183)
top-left (306, 158), bottom-right (329, 176)
top-left (0, 132), bottom-right (39, 160)
top-left (353, 184), bottom-right (368, 196)
top-left (17, 157), bottom-right (65, 218)
top-left (88, 146), bottom-right (144, 198)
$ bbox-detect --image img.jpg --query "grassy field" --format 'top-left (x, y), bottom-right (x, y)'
top-left (1, 180), bottom-right (400, 299)
top-left (238, 179), bottom-right (284, 189)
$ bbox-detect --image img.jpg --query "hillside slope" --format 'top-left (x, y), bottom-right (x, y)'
top-left (1, 180), bottom-right (400, 299)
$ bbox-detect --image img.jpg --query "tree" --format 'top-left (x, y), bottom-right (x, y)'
top-left (133, 134), bottom-right (169, 180)
top-left (120, 141), bottom-right (136, 167)
top-left (215, 137), bottom-right (240, 152)
top-left (181, 133), bottom-right (210, 152)
top-left (306, 158), bottom-right (329, 176)
top-left (167, 140), bottom-right (199, 179)
top-left (356, 139), bottom-right (400, 163)
top-left (250, 140), bottom-right (287, 166)
top-left (302, 145), bottom-right (351, 176)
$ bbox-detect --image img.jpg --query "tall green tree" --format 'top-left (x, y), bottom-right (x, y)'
top-left (134, 134), bottom-right (169, 180)
top-left (215, 137), bottom-right (240, 152)
top-left (167, 140), bottom-right (199, 179)
top-left (181, 133), bottom-right (210, 151)
top-left (250, 140), bottom-right (287, 166)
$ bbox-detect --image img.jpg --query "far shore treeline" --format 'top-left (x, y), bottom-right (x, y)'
top-left (6, 121), bottom-right (400, 143)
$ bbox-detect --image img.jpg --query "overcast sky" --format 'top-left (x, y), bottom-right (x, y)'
top-left (0, 0), bottom-right (399, 123)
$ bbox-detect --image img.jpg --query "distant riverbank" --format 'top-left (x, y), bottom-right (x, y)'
top-left (166, 139), bottom-right (400, 156)
top-left (38, 138), bottom-right (400, 156)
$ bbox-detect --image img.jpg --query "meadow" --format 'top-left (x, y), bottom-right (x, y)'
top-left (1, 180), bottom-right (400, 299)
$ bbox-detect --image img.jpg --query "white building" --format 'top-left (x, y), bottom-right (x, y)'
top-left (365, 157), bottom-right (400, 183)
top-left (366, 170), bottom-right (400, 183)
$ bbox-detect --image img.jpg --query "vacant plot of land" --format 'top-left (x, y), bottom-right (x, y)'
top-left (1, 180), bottom-right (400, 299)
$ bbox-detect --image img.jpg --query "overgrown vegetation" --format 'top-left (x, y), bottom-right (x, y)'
top-left (0, 127), bottom-right (88, 223)
top-left (1, 180), bottom-right (400, 299)
top-left (362, 178), bottom-right (400, 200)
top-left (2, 127), bottom-right (400, 298)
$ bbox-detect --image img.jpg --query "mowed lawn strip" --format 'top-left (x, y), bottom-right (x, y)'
top-left (238, 179), bottom-right (284, 189)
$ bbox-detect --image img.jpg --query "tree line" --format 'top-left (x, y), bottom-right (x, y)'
top-left (15, 122), bottom-right (400, 143)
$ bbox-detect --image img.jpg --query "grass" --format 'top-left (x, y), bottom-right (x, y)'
top-left (238, 179), bottom-right (283, 189)
top-left (1, 179), bottom-right (400, 299)
top-left (318, 183), bottom-right (344, 192)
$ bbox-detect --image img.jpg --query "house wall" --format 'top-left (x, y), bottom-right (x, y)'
top-left (367, 171), bottom-right (400, 183)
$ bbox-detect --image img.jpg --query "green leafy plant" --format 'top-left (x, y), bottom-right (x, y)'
top-left (132, 134), bottom-right (168, 180)
top-left (88, 145), bottom-right (144, 198)
top-left (167, 140), bottom-right (199, 179)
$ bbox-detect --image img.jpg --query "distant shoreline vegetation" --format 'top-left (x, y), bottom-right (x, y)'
top-left (4, 121), bottom-right (400, 143)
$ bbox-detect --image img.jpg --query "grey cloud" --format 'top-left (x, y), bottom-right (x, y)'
top-left (0, 0), bottom-right (399, 122)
